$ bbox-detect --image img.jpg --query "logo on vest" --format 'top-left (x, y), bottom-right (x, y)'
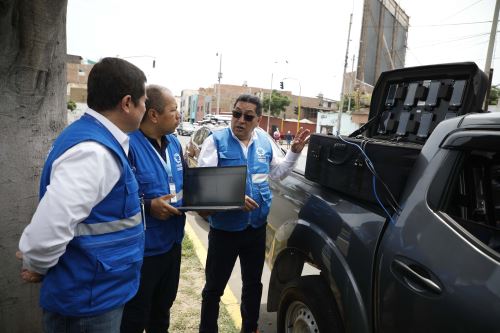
top-left (174, 153), bottom-right (183, 171)
top-left (256, 147), bottom-right (267, 163)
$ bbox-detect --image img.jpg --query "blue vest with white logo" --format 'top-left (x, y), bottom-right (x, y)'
top-left (129, 130), bottom-right (185, 256)
top-left (209, 128), bottom-right (273, 231)
top-left (38, 114), bottom-right (144, 317)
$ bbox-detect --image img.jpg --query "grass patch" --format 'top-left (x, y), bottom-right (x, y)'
top-left (170, 236), bottom-right (238, 333)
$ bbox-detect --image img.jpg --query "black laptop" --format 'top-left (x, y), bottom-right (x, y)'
top-left (177, 165), bottom-right (247, 211)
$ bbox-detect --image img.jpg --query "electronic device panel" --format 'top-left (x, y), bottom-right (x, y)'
top-left (364, 65), bottom-right (487, 145)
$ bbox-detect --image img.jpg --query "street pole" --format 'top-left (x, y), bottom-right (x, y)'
top-left (266, 73), bottom-right (273, 134)
top-left (337, 12), bottom-right (353, 135)
top-left (216, 53), bottom-right (223, 115)
top-left (282, 77), bottom-right (302, 133)
top-left (297, 83), bottom-right (302, 133)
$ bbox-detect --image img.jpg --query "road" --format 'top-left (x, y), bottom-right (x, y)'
top-left (177, 134), bottom-right (278, 333)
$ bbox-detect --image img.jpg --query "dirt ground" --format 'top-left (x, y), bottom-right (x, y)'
top-left (170, 236), bottom-right (237, 333)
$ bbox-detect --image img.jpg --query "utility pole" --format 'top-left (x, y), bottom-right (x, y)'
top-left (484, 0), bottom-right (500, 109)
top-left (347, 54), bottom-right (356, 113)
top-left (216, 53), bottom-right (222, 115)
top-left (485, 0), bottom-right (500, 78)
top-left (337, 12), bottom-right (353, 135)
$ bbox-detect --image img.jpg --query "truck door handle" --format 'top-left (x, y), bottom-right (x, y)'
top-left (392, 258), bottom-right (442, 295)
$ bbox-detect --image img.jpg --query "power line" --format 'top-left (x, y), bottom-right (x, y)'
top-left (410, 31), bottom-right (493, 49)
top-left (410, 20), bottom-right (492, 28)
top-left (362, 20), bottom-right (491, 29)
top-left (406, 47), bottom-right (423, 65)
top-left (441, 0), bottom-right (484, 22)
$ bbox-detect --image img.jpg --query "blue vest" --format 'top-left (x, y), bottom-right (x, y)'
top-left (39, 114), bottom-right (144, 317)
top-left (209, 128), bottom-right (273, 231)
top-left (129, 130), bottom-right (185, 256)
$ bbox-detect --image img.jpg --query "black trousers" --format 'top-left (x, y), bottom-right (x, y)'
top-left (121, 243), bottom-right (182, 333)
top-left (199, 225), bottom-right (266, 333)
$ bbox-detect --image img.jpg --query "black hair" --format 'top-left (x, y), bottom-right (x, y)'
top-left (234, 94), bottom-right (262, 116)
top-left (142, 85), bottom-right (170, 123)
top-left (87, 57), bottom-right (147, 112)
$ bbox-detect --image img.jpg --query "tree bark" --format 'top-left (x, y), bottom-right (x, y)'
top-left (0, 0), bottom-right (67, 330)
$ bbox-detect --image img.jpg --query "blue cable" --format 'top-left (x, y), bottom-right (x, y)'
top-left (335, 134), bottom-right (396, 224)
top-left (372, 174), bottom-right (396, 225)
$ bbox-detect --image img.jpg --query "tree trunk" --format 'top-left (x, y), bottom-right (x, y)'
top-left (0, 0), bottom-right (67, 331)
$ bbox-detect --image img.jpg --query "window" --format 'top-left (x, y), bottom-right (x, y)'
top-left (438, 150), bottom-right (500, 254)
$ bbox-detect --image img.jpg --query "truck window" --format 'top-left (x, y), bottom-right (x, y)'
top-left (440, 150), bottom-right (500, 254)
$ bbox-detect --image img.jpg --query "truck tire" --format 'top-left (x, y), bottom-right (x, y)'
top-left (277, 275), bottom-right (343, 333)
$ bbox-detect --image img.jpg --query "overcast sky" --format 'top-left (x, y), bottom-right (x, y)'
top-left (67, 0), bottom-right (499, 99)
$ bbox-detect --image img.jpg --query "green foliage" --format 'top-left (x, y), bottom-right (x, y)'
top-left (67, 100), bottom-right (77, 111)
top-left (262, 90), bottom-right (291, 117)
top-left (340, 94), bottom-right (358, 111)
top-left (338, 93), bottom-right (371, 111)
top-left (488, 85), bottom-right (500, 105)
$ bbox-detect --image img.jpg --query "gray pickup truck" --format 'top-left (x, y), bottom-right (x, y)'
top-left (265, 112), bottom-right (500, 332)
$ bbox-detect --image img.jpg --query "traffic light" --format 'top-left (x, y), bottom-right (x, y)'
top-left (280, 81), bottom-right (284, 89)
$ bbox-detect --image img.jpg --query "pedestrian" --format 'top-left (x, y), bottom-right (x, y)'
top-left (121, 85), bottom-right (185, 333)
top-left (17, 57), bottom-right (147, 333)
top-left (197, 94), bottom-right (310, 333)
top-left (285, 130), bottom-right (292, 149)
top-left (273, 128), bottom-right (281, 143)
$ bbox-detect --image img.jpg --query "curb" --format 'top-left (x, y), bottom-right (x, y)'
top-left (184, 221), bottom-right (242, 330)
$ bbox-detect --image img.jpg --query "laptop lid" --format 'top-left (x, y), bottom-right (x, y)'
top-left (178, 165), bottom-right (247, 211)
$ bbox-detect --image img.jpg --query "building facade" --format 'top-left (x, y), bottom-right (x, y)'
top-left (66, 55), bottom-right (94, 103)
top-left (357, 0), bottom-right (409, 86)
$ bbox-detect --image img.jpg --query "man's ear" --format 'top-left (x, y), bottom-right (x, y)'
top-left (149, 108), bottom-right (160, 123)
top-left (120, 95), bottom-right (132, 114)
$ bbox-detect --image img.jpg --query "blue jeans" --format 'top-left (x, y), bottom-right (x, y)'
top-left (43, 306), bottom-right (124, 333)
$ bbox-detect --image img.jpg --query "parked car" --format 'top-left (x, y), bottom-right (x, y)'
top-left (176, 122), bottom-right (197, 136)
top-left (185, 125), bottom-right (214, 167)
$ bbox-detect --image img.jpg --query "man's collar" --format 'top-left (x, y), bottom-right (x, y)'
top-left (229, 127), bottom-right (258, 144)
top-left (139, 129), bottom-right (169, 147)
top-left (86, 108), bottom-right (130, 154)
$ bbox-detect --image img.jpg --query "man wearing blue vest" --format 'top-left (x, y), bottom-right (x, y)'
top-left (18, 57), bottom-right (147, 333)
top-left (121, 85), bottom-right (185, 333)
top-left (197, 94), bottom-right (310, 333)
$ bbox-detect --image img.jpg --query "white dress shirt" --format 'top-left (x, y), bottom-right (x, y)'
top-left (19, 109), bottom-right (129, 274)
top-left (198, 127), bottom-right (299, 180)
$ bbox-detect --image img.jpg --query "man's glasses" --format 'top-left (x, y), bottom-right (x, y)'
top-left (232, 110), bottom-right (256, 122)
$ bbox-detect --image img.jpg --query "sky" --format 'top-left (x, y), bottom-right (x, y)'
top-left (67, 0), bottom-right (499, 100)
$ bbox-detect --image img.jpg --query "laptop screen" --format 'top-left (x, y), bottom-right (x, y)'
top-left (182, 165), bottom-right (247, 207)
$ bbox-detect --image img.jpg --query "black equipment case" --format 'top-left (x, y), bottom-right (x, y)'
top-left (305, 62), bottom-right (489, 207)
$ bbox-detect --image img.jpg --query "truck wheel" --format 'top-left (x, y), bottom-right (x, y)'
top-left (277, 276), bottom-right (343, 333)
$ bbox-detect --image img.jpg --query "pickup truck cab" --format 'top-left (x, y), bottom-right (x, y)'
top-left (265, 112), bottom-right (500, 332)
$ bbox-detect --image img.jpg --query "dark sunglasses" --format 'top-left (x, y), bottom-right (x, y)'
top-left (232, 110), bottom-right (256, 122)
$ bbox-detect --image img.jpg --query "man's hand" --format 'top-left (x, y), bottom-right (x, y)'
top-left (150, 194), bottom-right (182, 220)
top-left (21, 269), bottom-right (43, 283)
top-left (16, 251), bottom-right (43, 283)
top-left (243, 195), bottom-right (259, 212)
top-left (290, 127), bottom-right (311, 154)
